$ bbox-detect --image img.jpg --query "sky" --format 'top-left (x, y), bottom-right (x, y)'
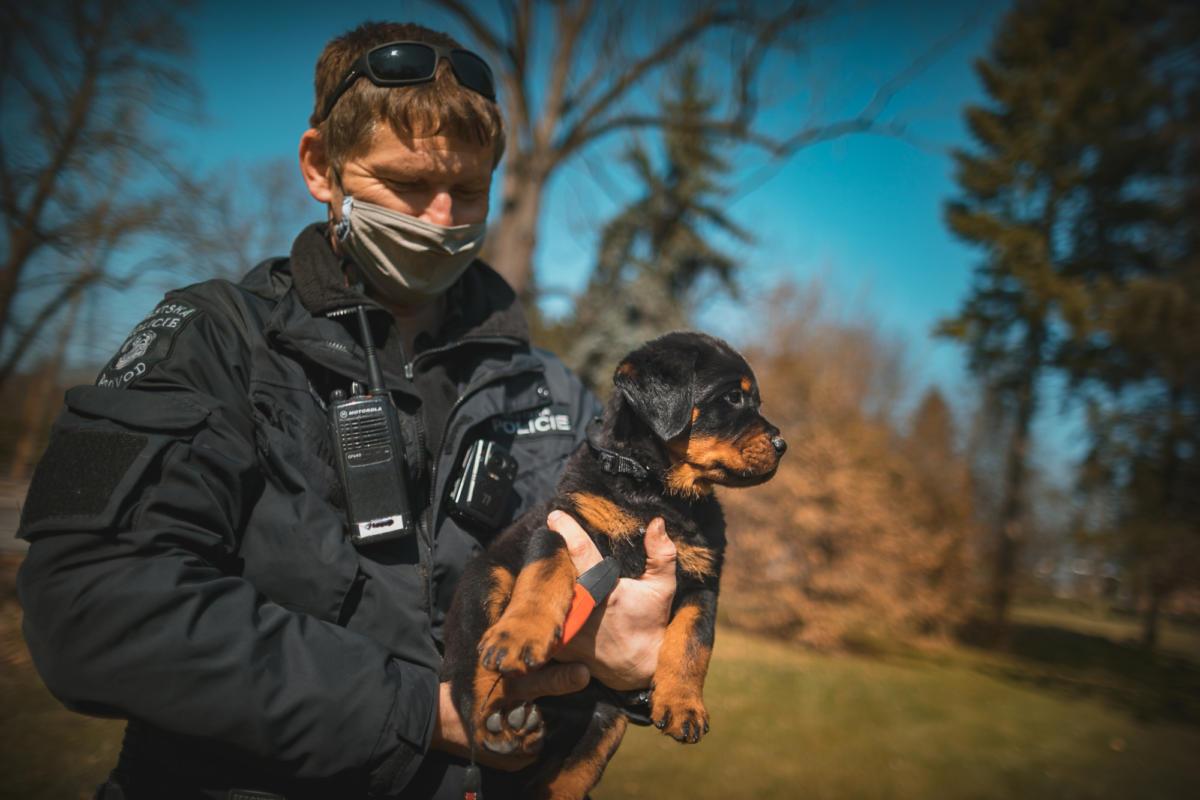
top-left (80, 0), bottom-right (1088, 477)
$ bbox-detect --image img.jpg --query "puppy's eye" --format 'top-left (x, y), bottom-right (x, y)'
top-left (723, 389), bottom-right (745, 407)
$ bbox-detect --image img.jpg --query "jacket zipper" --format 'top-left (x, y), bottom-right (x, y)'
top-left (397, 334), bottom-right (526, 616)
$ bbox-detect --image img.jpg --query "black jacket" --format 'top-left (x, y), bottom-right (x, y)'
top-left (16, 225), bottom-right (599, 798)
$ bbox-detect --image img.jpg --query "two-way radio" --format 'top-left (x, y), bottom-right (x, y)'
top-left (328, 306), bottom-right (415, 547)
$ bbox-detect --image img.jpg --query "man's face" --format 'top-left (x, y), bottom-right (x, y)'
top-left (329, 124), bottom-right (493, 227)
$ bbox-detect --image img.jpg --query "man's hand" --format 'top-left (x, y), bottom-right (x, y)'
top-left (431, 663), bottom-right (590, 771)
top-left (550, 511), bottom-right (676, 690)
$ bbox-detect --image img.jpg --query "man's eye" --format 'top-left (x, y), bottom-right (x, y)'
top-left (724, 390), bottom-right (744, 406)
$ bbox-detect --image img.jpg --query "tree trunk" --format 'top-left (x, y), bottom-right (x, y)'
top-left (991, 324), bottom-right (1044, 635)
top-left (486, 155), bottom-right (548, 302)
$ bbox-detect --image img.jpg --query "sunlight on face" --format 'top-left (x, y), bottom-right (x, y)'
top-left (333, 125), bottom-right (493, 227)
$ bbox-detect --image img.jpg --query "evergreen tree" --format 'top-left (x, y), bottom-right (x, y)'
top-left (559, 60), bottom-right (750, 389)
top-left (1058, 3), bottom-right (1200, 647)
top-left (939, 0), bottom-right (1098, 632)
top-left (943, 0), bottom-right (1199, 640)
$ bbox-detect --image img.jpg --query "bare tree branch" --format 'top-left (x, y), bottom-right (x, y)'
top-left (553, 5), bottom-right (741, 162)
top-left (0, 0), bottom-right (200, 385)
top-left (533, 0), bottom-right (595, 150)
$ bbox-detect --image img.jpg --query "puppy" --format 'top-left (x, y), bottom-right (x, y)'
top-left (442, 331), bottom-right (785, 799)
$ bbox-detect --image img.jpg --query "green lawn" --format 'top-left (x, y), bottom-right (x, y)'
top-left (598, 610), bottom-right (1200, 800)
top-left (3, 571), bottom-right (1199, 799)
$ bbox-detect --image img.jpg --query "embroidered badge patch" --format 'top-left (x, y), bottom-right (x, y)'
top-left (97, 300), bottom-right (202, 389)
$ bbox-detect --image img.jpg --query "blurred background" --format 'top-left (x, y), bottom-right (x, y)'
top-left (1, 0), bottom-right (1198, 797)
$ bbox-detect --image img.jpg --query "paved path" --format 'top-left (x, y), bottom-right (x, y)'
top-left (0, 479), bottom-right (29, 554)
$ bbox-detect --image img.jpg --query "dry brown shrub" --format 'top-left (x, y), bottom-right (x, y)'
top-left (0, 552), bottom-right (30, 668)
top-left (721, 283), bottom-right (974, 649)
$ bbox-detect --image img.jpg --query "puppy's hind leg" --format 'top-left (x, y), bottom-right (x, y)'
top-left (531, 704), bottom-right (628, 800)
top-left (478, 525), bottom-right (577, 674)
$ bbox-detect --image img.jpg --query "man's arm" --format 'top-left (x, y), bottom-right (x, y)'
top-left (16, 295), bottom-right (436, 794)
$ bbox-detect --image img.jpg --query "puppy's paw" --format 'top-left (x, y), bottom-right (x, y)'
top-left (476, 702), bottom-right (545, 756)
top-left (651, 690), bottom-right (709, 744)
top-left (478, 616), bottom-right (561, 674)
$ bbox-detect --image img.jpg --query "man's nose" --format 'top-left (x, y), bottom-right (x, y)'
top-left (421, 191), bottom-right (455, 227)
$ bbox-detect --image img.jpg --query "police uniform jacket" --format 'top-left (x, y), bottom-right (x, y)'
top-left (15, 223), bottom-right (599, 798)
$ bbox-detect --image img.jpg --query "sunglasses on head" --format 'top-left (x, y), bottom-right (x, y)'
top-left (318, 41), bottom-right (497, 123)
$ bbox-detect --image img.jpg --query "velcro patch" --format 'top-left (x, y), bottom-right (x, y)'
top-left (490, 404), bottom-right (574, 437)
top-left (96, 300), bottom-right (201, 389)
top-left (20, 429), bottom-right (148, 528)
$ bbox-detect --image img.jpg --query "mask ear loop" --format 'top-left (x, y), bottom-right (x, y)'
top-left (329, 162), bottom-right (353, 242)
top-left (336, 196), bottom-right (353, 242)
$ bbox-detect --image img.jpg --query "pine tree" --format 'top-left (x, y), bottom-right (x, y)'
top-left (1058, 3), bottom-right (1200, 647)
top-left (939, 0), bottom-right (1095, 632)
top-left (943, 0), bottom-right (1199, 640)
top-left (559, 60), bottom-right (751, 389)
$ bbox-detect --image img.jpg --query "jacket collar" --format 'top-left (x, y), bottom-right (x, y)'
top-left (284, 222), bottom-right (531, 345)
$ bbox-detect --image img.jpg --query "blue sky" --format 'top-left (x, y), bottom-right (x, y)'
top-left (103, 0), bottom-right (1085, 476)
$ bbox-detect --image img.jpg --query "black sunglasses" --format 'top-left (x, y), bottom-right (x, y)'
top-left (319, 41), bottom-right (497, 123)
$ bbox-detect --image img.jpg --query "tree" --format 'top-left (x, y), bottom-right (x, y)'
top-left (171, 159), bottom-right (316, 284)
top-left (0, 0), bottom-right (199, 391)
top-left (559, 60), bottom-right (749, 388)
top-left (943, 0), bottom-right (1200, 642)
top-left (721, 284), bottom-right (974, 648)
top-left (1054, 1), bottom-right (1200, 647)
top-left (431, 0), bottom-right (933, 299)
top-left (938, 0), bottom-right (1136, 633)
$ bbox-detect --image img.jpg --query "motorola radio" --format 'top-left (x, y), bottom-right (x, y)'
top-left (328, 306), bottom-right (415, 547)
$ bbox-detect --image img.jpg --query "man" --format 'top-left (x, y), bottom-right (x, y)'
top-left (17, 21), bottom-right (675, 799)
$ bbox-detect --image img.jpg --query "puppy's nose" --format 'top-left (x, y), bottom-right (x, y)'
top-left (771, 436), bottom-right (787, 455)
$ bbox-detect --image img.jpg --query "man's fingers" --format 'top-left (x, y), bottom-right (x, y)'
top-left (548, 510), bottom-right (603, 574)
top-left (506, 662), bottom-right (590, 701)
top-left (641, 517), bottom-right (677, 585)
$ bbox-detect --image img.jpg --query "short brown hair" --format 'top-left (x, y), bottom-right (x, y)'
top-left (310, 22), bottom-right (505, 168)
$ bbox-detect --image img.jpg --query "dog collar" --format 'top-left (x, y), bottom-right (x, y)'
top-left (585, 417), bottom-right (653, 481)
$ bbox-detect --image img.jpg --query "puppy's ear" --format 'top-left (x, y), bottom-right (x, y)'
top-left (613, 346), bottom-right (697, 441)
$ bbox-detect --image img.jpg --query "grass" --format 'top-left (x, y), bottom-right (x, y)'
top-left (2, 552), bottom-right (1198, 799)
top-left (598, 609), bottom-right (1200, 800)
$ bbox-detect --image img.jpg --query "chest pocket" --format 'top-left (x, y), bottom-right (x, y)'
top-left (241, 385), bottom-right (360, 623)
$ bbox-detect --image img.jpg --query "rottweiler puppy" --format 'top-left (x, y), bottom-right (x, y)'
top-left (442, 331), bottom-right (786, 799)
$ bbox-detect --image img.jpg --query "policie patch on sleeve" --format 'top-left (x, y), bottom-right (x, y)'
top-left (96, 299), bottom-right (202, 390)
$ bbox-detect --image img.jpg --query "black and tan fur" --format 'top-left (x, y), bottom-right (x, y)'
top-left (442, 332), bottom-right (785, 799)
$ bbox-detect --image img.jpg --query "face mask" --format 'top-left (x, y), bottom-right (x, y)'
top-left (335, 196), bottom-right (486, 305)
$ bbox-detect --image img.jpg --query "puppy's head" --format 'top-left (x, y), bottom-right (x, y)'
top-left (612, 332), bottom-right (785, 497)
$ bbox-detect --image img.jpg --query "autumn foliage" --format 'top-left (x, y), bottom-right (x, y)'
top-left (719, 285), bottom-right (974, 649)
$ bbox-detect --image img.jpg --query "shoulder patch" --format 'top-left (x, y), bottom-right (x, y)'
top-left (97, 300), bottom-right (202, 389)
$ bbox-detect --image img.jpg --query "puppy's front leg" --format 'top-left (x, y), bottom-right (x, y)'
top-left (479, 526), bottom-right (577, 673)
top-left (650, 589), bottom-right (717, 743)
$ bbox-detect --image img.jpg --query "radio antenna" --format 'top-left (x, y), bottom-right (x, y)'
top-left (355, 305), bottom-right (387, 396)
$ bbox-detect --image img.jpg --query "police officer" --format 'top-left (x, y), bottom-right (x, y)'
top-left (17, 21), bottom-right (676, 799)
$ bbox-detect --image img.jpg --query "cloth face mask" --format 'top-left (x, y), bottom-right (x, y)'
top-left (336, 196), bottom-right (487, 305)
